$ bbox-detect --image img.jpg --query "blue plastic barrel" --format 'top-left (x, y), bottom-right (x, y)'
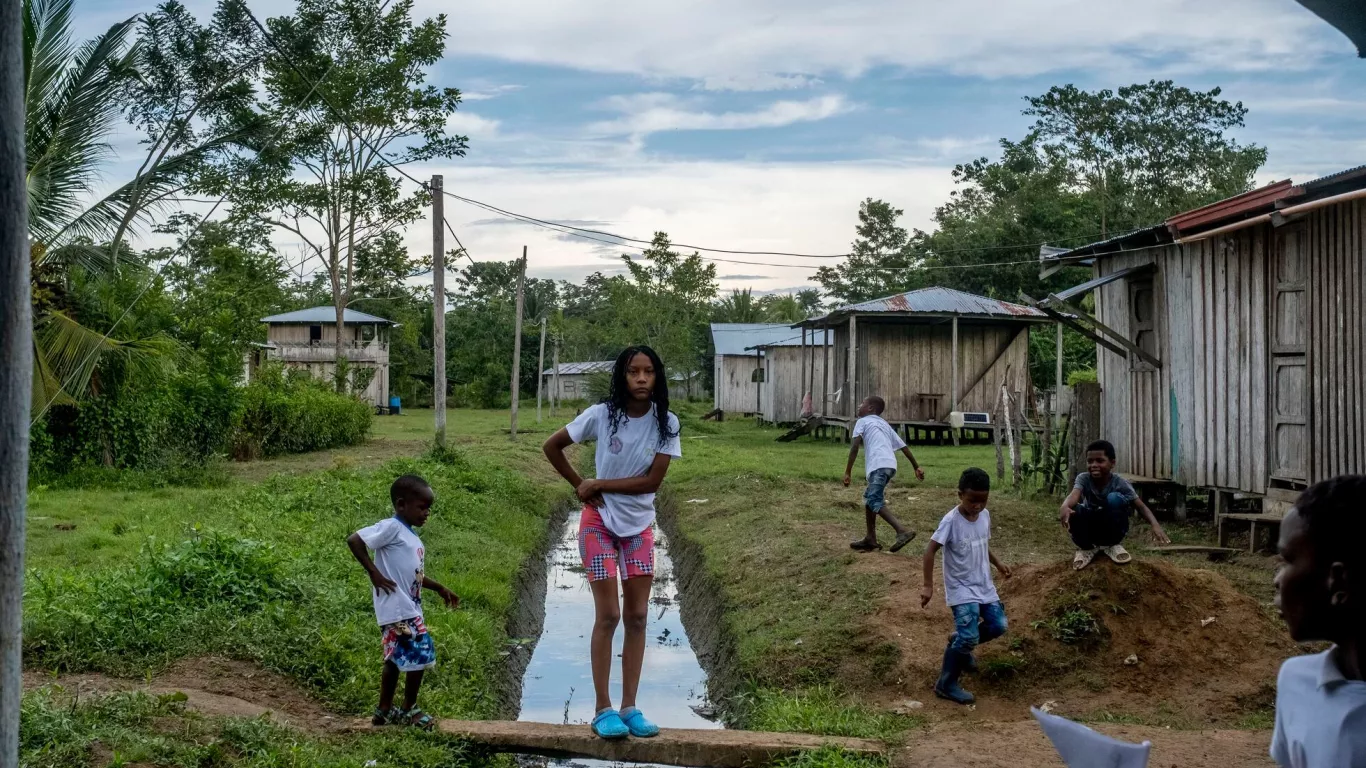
top-left (389, 395), bottom-right (401, 416)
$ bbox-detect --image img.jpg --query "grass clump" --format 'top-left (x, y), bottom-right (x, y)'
top-left (741, 686), bottom-right (918, 741)
top-left (775, 745), bottom-right (889, 768)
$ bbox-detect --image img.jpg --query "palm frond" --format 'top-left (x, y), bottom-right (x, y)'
top-left (33, 310), bottom-right (181, 410)
top-left (25, 7), bottom-right (136, 249)
top-left (23, 0), bottom-right (75, 118)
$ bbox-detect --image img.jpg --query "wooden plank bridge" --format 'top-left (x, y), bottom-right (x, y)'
top-left (356, 719), bottom-right (886, 768)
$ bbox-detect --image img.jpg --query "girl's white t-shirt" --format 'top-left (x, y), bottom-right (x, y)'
top-left (567, 402), bottom-right (682, 537)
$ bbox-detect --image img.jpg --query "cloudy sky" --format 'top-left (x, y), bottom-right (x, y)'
top-left (84, 0), bottom-right (1366, 295)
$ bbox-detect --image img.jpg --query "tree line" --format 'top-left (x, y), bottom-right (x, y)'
top-left (24, 0), bottom-right (1268, 471)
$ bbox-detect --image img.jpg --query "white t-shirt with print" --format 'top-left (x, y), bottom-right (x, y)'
top-left (852, 415), bottom-right (906, 477)
top-left (356, 517), bottom-right (425, 626)
top-left (567, 402), bottom-right (682, 537)
top-left (930, 507), bottom-right (999, 608)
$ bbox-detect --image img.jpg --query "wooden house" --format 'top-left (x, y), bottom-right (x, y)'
top-left (541, 360), bottom-right (612, 403)
top-left (748, 329), bottom-right (831, 424)
top-left (796, 288), bottom-right (1051, 435)
top-left (253, 307), bottom-right (395, 407)
top-left (710, 323), bottom-right (805, 416)
top-left (1036, 166), bottom-right (1366, 532)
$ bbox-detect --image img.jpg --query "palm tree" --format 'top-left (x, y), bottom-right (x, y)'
top-left (713, 288), bottom-right (764, 323)
top-left (23, 0), bottom-right (195, 412)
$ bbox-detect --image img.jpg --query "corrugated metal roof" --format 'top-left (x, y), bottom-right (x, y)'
top-left (1166, 179), bottom-right (1295, 234)
top-left (1296, 163), bottom-right (1366, 193)
top-left (1038, 225), bottom-right (1172, 264)
top-left (261, 307), bottom-right (395, 324)
top-left (711, 323), bottom-right (828, 356)
top-left (541, 361), bottom-right (613, 376)
top-left (812, 287), bottom-right (1045, 323)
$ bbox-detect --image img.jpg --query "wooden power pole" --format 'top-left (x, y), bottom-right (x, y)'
top-left (0, 0), bottom-right (31, 760)
top-left (536, 316), bottom-right (546, 423)
top-left (509, 247), bottom-right (527, 439)
top-left (551, 341), bottom-right (560, 417)
top-left (431, 175), bottom-right (446, 448)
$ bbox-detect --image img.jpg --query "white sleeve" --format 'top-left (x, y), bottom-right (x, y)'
top-left (1270, 663), bottom-right (1290, 766)
top-left (566, 403), bottom-right (604, 444)
top-left (659, 413), bottom-right (682, 458)
top-left (357, 518), bottom-right (399, 551)
top-left (890, 425), bottom-right (907, 451)
top-left (851, 418), bottom-right (866, 439)
top-left (930, 513), bottom-right (954, 546)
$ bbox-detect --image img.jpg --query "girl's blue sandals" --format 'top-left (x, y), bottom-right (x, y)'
top-left (592, 707), bottom-right (658, 739)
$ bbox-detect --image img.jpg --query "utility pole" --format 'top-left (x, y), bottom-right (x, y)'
top-left (431, 175), bottom-right (446, 448)
top-left (551, 340), bottom-right (560, 417)
top-left (536, 316), bottom-right (546, 423)
top-left (0, 0), bottom-right (31, 760)
top-left (509, 247), bottom-right (526, 439)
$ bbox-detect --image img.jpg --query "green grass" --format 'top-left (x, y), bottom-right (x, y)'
top-left (775, 745), bottom-right (889, 768)
top-left (20, 688), bottom-right (486, 768)
top-left (24, 446), bottom-right (555, 720)
top-left (741, 686), bottom-right (920, 741)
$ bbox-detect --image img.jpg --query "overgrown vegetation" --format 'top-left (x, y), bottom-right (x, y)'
top-left (24, 450), bottom-right (551, 718)
top-left (233, 367), bottom-right (374, 459)
top-left (741, 686), bottom-right (917, 741)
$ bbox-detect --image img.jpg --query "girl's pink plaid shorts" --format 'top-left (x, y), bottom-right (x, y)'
top-left (577, 505), bottom-right (655, 582)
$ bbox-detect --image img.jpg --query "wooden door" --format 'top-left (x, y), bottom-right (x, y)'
top-left (1271, 224), bottom-right (1308, 482)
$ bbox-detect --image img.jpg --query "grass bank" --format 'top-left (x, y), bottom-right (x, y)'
top-left (22, 409), bottom-right (565, 765)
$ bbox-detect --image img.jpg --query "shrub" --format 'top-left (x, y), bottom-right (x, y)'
top-left (232, 367), bottom-right (373, 459)
top-left (1067, 368), bottom-right (1098, 385)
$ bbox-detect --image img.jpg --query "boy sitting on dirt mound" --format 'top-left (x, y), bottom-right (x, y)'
top-left (1059, 440), bottom-right (1169, 570)
top-left (920, 467), bottom-right (1012, 705)
top-left (1272, 475), bottom-right (1366, 768)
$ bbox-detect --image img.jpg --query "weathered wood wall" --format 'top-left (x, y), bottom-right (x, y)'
top-left (1306, 198), bottom-right (1366, 482)
top-left (829, 319), bottom-right (1031, 422)
top-left (760, 345), bottom-right (832, 423)
top-left (715, 354), bottom-right (762, 414)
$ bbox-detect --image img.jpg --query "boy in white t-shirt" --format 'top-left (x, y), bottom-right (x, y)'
top-left (1271, 475), bottom-right (1366, 767)
top-left (920, 467), bottom-right (1012, 705)
top-left (842, 395), bottom-right (925, 553)
top-left (347, 474), bottom-right (459, 730)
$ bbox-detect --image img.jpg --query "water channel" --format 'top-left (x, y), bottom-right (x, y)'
top-left (517, 514), bottom-right (719, 767)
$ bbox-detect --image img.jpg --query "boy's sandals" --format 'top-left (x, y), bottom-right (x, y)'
top-left (1073, 549), bottom-right (1098, 570)
top-left (849, 539), bottom-right (882, 552)
top-left (889, 531), bottom-right (917, 553)
top-left (372, 706), bottom-right (398, 726)
top-left (397, 706), bottom-right (436, 731)
top-left (1103, 544), bottom-right (1132, 564)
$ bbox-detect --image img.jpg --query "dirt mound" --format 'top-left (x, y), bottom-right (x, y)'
top-left (972, 559), bottom-right (1293, 719)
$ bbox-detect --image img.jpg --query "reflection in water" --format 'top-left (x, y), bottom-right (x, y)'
top-left (517, 515), bottom-right (718, 767)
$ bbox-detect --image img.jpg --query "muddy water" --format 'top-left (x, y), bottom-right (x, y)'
top-left (517, 514), bottom-right (719, 764)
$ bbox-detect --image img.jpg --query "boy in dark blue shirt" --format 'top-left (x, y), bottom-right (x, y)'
top-left (1059, 440), bottom-right (1169, 570)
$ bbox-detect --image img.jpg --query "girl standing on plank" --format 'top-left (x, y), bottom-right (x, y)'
top-left (542, 345), bottom-right (682, 740)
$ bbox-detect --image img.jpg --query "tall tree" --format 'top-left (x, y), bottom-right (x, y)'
top-left (712, 288), bottom-right (764, 323)
top-left (222, 0), bottom-right (467, 372)
top-left (813, 198), bottom-right (924, 305)
top-left (612, 233), bottom-right (718, 381)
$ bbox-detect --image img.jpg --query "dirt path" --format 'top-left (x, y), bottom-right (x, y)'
top-left (23, 656), bottom-right (343, 732)
top-left (895, 720), bottom-right (1273, 767)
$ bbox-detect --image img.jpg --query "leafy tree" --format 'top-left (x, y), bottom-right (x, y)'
top-left (813, 199), bottom-right (924, 305)
top-left (217, 0), bottom-right (467, 370)
top-left (713, 288), bottom-right (764, 323)
top-left (611, 233), bottom-right (718, 382)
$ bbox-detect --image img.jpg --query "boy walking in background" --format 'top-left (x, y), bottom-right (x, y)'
top-left (1271, 475), bottom-right (1366, 768)
top-left (347, 474), bottom-right (459, 730)
top-left (843, 395), bottom-right (925, 553)
top-left (1059, 440), bottom-right (1170, 570)
top-left (921, 468), bottom-right (1012, 705)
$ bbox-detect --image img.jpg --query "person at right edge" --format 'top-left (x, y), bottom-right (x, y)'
top-left (1271, 475), bottom-right (1366, 767)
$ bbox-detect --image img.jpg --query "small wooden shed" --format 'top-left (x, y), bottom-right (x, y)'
top-left (710, 323), bottom-right (804, 416)
top-left (541, 361), bottom-right (611, 402)
top-left (1036, 165), bottom-right (1366, 522)
top-left (796, 288), bottom-right (1050, 433)
top-left (748, 330), bottom-right (831, 424)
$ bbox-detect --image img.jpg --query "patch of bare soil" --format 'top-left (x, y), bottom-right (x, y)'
top-left (894, 720), bottom-right (1273, 768)
top-left (858, 553), bottom-right (1293, 728)
top-left (24, 656), bottom-right (342, 732)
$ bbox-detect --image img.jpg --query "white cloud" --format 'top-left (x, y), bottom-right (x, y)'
top-left (695, 73), bottom-right (822, 92)
top-left (410, 0), bottom-right (1345, 82)
top-left (446, 112), bottom-right (502, 140)
top-left (462, 84), bottom-right (526, 101)
top-left (588, 93), bottom-right (853, 137)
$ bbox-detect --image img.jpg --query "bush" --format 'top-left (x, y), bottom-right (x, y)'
top-left (1067, 368), bottom-right (1098, 385)
top-left (232, 366), bottom-right (373, 459)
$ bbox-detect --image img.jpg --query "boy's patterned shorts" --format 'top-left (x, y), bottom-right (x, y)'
top-left (578, 504), bottom-right (655, 582)
top-left (381, 616), bottom-right (436, 672)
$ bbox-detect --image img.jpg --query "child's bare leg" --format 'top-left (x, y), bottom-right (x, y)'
top-left (877, 504), bottom-right (911, 536)
top-left (401, 669), bottom-right (425, 711)
top-left (619, 576), bottom-right (653, 710)
top-left (378, 660), bottom-right (400, 711)
top-left (851, 506), bottom-right (878, 548)
top-left (589, 578), bottom-right (622, 711)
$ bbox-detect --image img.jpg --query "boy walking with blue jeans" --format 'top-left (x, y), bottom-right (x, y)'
top-left (842, 395), bottom-right (924, 553)
top-left (921, 468), bottom-right (1012, 705)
